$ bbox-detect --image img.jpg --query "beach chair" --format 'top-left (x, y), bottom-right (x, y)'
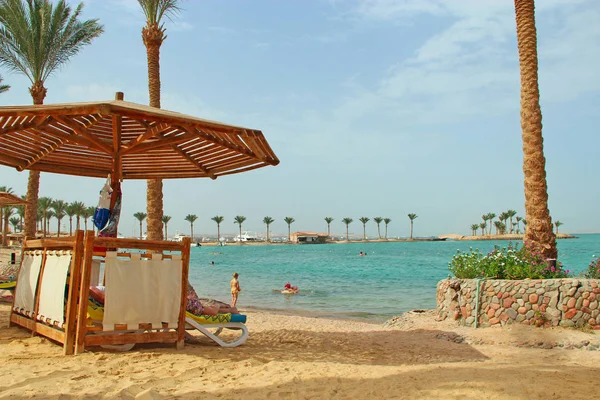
top-left (185, 312), bottom-right (248, 347)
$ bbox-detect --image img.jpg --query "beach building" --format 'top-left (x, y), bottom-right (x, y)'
top-left (290, 232), bottom-right (329, 244)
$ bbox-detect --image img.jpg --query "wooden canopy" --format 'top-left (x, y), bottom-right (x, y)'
top-left (0, 93), bottom-right (279, 180)
top-left (0, 192), bottom-right (27, 206)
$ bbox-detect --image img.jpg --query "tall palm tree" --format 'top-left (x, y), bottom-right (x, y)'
top-left (383, 218), bottom-right (391, 239)
top-left (470, 224), bottom-right (479, 236)
top-left (70, 201), bottom-right (85, 231)
top-left (358, 217), bottom-right (369, 240)
top-left (184, 214), bottom-right (198, 241)
top-left (514, 0), bottom-right (556, 260)
top-left (138, 0), bottom-right (181, 242)
top-left (481, 214), bottom-right (488, 235)
top-left (342, 218), bottom-right (353, 241)
top-left (324, 217), bottom-right (334, 237)
top-left (486, 213), bottom-right (496, 236)
top-left (0, 0), bottom-right (103, 239)
top-left (234, 216), bottom-right (246, 244)
top-left (45, 209), bottom-right (54, 234)
top-left (133, 212), bottom-right (147, 239)
top-left (51, 200), bottom-right (67, 237)
top-left (83, 206), bottom-right (95, 232)
top-left (162, 215), bottom-right (171, 239)
top-left (37, 196), bottom-right (52, 237)
top-left (515, 216), bottom-right (523, 234)
top-left (64, 202), bottom-right (76, 236)
top-left (283, 217), bottom-right (295, 242)
top-left (9, 216), bottom-right (19, 232)
top-left (211, 215), bottom-right (224, 241)
top-left (479, 222), bottom-right (487, 236)
top-left (408, 214), bottom-right (418, 240)
top-left (506, 209), bottom-right (518, 233)
top-left (373, 217), bottom-right (383, 239)
top-left (16, 203), bottom-right (24, 232)
top-left (554, 221), bottom-right (563, 235)
top-left (1, 205), bottom-right (13, 246)
top-left (263, 216), bottom-right (274, 242)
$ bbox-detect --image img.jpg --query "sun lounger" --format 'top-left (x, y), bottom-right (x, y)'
top-left (185, 312), bottom-right (248, 348)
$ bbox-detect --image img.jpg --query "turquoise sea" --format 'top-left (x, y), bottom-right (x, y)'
top-left (188, 234), bottom-right (600, 322)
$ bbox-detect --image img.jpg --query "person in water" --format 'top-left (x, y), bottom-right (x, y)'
top-left (283, 282), bottom-right (298, 293)
top-left (230, 272), bottom-right (241, 307)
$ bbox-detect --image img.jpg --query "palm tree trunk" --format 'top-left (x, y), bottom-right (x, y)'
top-left (144, 28), bottom-right (164, 243)
top-left (191, 223), bottom-right (194, 241)
top-left (23, 82), bottom-right (46, 239)
top-left (410, 221), bottom-right (414, 239)
top-left (146, 178), bottom-right (163, 240)
top-left (514, 0), bottom-right (557, 260)
top-left (24, 171), bottom-right (40, 238)
top-left (139, 221), bottom-right (143, 240)
top-left (217, 224), bottom-right (221, 240)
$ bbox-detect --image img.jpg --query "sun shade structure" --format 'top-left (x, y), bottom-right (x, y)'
top-left (0, 192), bottom-right (27, 206)
top-left (0, 93), bottom-right (279, 180)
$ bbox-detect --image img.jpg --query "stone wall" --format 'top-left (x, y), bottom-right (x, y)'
top-left (436, 279), bottom-right (600, 329)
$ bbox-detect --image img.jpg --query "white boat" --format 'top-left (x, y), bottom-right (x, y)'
top-left (234, 231), bottom-right (258, 242)
top-left (170, 232), bottom-right (189, 242)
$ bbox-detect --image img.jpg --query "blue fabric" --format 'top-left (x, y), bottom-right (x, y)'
top-left (230, 314), bottom-right (247, 323)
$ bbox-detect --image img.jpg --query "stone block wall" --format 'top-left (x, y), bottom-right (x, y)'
top-left (436, 278), bottom-right (600, 329)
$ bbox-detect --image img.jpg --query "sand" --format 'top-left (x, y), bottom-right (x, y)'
top-left (1, 304), bottom-right (599, 399)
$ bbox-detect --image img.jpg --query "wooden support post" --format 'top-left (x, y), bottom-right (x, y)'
top-left (176, 237), bottom-right (191, 350)
top-left (75, 230), bottom-right (96, 355)
top-left (63, 230), bottom-right (85, 355)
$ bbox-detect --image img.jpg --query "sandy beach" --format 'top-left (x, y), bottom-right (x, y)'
top-left (1, 304), bottom-right (599, 399)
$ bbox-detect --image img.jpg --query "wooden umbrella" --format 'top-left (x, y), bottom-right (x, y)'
top-left (0, 192), bottom-right (27, 207)
top-left (0, 93), bottom-right (279, 181)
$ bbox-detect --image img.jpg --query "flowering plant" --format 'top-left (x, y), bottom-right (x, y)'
top-left (584, 256), bottom-right (600, 279)
top-left (449, 242), bottom-right (570, 279)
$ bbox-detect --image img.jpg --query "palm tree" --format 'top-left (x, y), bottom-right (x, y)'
top-left (0, 0), bottom-right (103, 239)
top-left (138, 0), bottom-right (181, 242)
top-left (9, 216), bottom-right (19, 232)
top-left (479, 222), bottom-right (487, 236)
top-left (373, 217), bottom-right (383, 239)
top-left (494, 221), bottom-right (506, 235)
top-left (263, 216), bottom-right (274, 242)
top-left (506, 209), bottom-right (518, 233)
top-left (358, 217), bottom-right (369, 240)
top-left (45, 210), bottom-right (54, 234)
top-left (211, 215), bottom-right (224, 241)
top-left (342, 218), bottom-right (353, 241)
top-left (1, 205), bottom-right (13, 246)
top-left (283, 217), bottom-right (295, 242)
top-left (184, 214), bottom-right (198, 241)
top-left (408, 214), bottom-right (418, 240)
top-left (554, 221), bottom-right (563, 235)
top-left (470, 224), bottom-right (479, 236)
top-left (479, 214), bottom-right (490, 235)
top-left (234, 216), bottom-right (246, 244)
top-left (0, 185), bottom-right (12, 245)
top-left (70, 201), bottom-right (85, 231)
top-left (37, 197), bottom-right (52, 237)
top-left (162, 215), bottom-right (171, 239)
top-left (514, 0), bottom-right (557, 260)
top-left (383, 218), bottom-right (391, 239)
top-left (324, 217), bottom-right (334, 238)
top-left (133, 212), bottom-right (147, 239)
top-left (515, 216), bottom-right (523, 234)
top-left (65, 202), bottom-right (76, 236)
top-left (51, 200), bottom-right (67, 237)
top-left (0, 74), bottom-right (9, 92)
top-left (486, 213), bottom-right (496, 236)
top-left (83, 206), bottom-right (95, 231)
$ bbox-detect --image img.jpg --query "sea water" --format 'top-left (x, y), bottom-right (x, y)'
top-left (188, 234), bottom-right (600, 322)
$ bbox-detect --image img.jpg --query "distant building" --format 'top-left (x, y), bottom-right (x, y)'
top-left (290, 231), bottom-right (329, 244)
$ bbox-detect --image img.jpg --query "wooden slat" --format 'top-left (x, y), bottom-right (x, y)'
top-left (75, 230), bottom-right (95, 355)
top-left (64, 230), bottom-right (85, 355)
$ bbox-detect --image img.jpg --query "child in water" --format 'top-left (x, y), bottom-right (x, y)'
top-left (230, 272), bottom-right (241, 307)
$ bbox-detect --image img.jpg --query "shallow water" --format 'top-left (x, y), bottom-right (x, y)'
top-left (188, 234), bottom-right (600, 321)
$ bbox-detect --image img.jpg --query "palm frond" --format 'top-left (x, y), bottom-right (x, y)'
top-left (138, 0), bottom-right (181, 24)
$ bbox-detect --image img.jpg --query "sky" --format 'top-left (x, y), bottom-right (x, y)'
top-left (0, 0), bottom-right (599, 239)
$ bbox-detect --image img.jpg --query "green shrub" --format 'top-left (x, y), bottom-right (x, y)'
top-left (584, 257), bottom-right (600, 279)
top-left (448, 242), bottom-right (570, 279)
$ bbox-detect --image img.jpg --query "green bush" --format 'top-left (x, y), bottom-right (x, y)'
top-left (584, 257), bottom-right (600, 279)
top-left (448, 242), bottom-right (570, 279)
